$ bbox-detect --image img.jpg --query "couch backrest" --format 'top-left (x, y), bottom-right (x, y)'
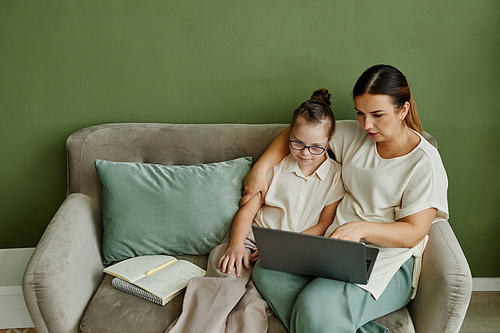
top-left (66, 122), bottom-right (437, 210)
top-left (66, 123), bottom-right (288, 209)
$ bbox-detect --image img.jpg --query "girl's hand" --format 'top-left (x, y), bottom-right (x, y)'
top-left (218, 244), bottom-right (250, 277)
top-left (329, 221), bottom-right (369, 243)
top-left (248, 247), bottom-right (259, 264)
top-left (239, 168), bottom-right (268, 207)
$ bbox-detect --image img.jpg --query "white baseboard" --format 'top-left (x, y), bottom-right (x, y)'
top-left (472, 277), bottom-right (500, 291)
top-left (0, 248), bottom-right (35, 329)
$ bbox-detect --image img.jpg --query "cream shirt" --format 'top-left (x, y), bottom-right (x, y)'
top-left (324, 120), bottom-right (449, 299)
top-left (254, 154), bottom-right (345, 232)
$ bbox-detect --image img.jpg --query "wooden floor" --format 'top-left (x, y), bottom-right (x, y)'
top-left (460, 291), bottom-right (500, 333)
top-left (1, 292), bottom-right (498, 333)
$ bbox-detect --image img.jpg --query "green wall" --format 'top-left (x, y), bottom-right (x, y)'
top-left (1, 1), bottom-right (499, 277)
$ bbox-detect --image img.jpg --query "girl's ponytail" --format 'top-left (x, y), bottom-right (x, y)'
top-left (291, 89), bottom-right (336, 137)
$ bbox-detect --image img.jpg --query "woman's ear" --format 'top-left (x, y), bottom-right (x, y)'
top-left (400, 101), bottom-right (410, 120)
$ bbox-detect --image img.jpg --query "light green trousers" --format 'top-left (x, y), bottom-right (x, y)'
top-left (253, 257), bottom-right (414, 333)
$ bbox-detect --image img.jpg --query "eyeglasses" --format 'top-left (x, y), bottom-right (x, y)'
top-left (289, 135), bottom-right (330, 155)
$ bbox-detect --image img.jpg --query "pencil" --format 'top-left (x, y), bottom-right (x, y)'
top-left (145, 258), bottom-right (177, 275)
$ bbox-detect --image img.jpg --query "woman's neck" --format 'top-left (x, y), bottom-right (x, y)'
top-left (376, 127), bottom-right (420, 159)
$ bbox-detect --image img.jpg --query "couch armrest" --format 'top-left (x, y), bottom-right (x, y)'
top-left (22, 193), bottom-right (104, 333)
top-left (408, 221), bottom-right (472, 333)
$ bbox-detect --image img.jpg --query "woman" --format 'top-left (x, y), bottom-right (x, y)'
top-left (242, 64), bottom-right (449, 333)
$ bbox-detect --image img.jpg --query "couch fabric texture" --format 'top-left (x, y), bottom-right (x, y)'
top-left (22, 123), bottom-right (472, 333)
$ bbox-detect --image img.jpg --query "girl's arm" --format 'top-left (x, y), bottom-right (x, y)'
top-left (218, 194), bottom-right (262, 277)
top-left (328, 208), bottom-right (436, 248)
top-left (301, 200), bottom-right (341, 237)
top-left (246, 200), bottom-right (342, 265)
top-left (239, 126), bottom-right (291, 206)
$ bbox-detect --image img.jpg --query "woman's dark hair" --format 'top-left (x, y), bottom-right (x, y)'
top-left (352, 64), bottom-right (422, 134)
top-left (291, 88), bottom-right (336, 137)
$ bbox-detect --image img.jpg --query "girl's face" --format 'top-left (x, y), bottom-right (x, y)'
top-left (354, 93), bottom-right (409, 144)
top-left (289, 117), bottom-right (331, 174)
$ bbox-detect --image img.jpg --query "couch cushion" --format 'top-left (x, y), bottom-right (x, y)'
top-left (95, 157), bottom-right (252, 264)
top-left (80, 255), bottom-right (209, 333)
top-left (81, 254), bottom-right (290, 333)
top-left (374, 306), bottom-right (416, 333)
top-left (81, 252), bottom-right (414, 333)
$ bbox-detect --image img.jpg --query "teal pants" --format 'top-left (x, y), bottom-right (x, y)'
top-left (253, 257), bottom-right (414, 333)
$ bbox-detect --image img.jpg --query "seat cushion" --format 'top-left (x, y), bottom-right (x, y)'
top-left (80, 254), bottom-right (289, 333)
top-left (80, 255), bottom-right (209, 333)
top-left (80, 274), bottom-right (180, 333)
top-left (374, 306), bottom-right (416, 333)
top-left (81, 253), bottom-right (414, 333)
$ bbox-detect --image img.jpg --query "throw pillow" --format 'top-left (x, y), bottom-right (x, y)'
top-left (95, 157), bottom-right (252, 265)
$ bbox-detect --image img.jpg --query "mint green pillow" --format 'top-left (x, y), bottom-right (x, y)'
top-left (95, 157), bottom-right (252, 265)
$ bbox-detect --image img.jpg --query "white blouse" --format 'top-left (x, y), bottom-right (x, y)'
top-left (324, 120), bottom-right (449, 299)
top-left (255, 154), bottom-right (345, 232)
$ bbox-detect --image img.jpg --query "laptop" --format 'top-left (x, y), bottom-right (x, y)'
top-left (252, 226), bottom-right (379, 284)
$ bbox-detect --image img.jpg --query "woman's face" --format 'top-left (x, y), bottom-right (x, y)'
top-left (354, 93), bottom-right (408, 143)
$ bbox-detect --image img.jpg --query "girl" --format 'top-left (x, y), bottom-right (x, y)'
top-left (168, 89), bottom-right (345, 333)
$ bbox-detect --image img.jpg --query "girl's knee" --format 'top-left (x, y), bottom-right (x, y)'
top-left (252, 261), bottom-right (270, 295)
top-left (252, 261), bottom-right (284, 296)
top-left (252, 260), bottom-right (263, 283)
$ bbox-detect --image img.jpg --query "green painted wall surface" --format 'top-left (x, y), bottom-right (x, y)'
top-left (1, 1), bottom-right (499, 276)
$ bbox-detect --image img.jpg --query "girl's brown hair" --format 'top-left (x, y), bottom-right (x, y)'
top-left (352, 65), bottom-right (422, 134)
top-left (291, 88), bottom-right (336, 137)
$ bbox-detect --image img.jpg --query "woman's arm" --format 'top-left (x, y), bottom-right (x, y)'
top-left (329, 208), bottom-right (436, 248)
top-left (239, 126), bottom-right (291, 206)
top-left (218, 194), bottom-right (262, 277)
top-left (301, 200), bottom-right (341, 237)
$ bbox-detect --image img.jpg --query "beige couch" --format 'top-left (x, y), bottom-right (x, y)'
top-left (23, 123), bottom-right (472, 333)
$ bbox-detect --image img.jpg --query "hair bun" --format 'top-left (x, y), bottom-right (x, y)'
top-left (311, 88), bottom-right (331, 106)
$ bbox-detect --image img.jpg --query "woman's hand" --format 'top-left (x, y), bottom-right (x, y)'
top-left (328, 221), bottom-right (369, 243)
top-left (249, 247), bottom-right (259, 264)
top-left (218, 243), bottom-right (250, 277)
top-left (329, 208), bottom-right (436, 247)
top-left (239, 126), bottom-right (291, 207)
top-left (239, 167), bottom-right (268, 206)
